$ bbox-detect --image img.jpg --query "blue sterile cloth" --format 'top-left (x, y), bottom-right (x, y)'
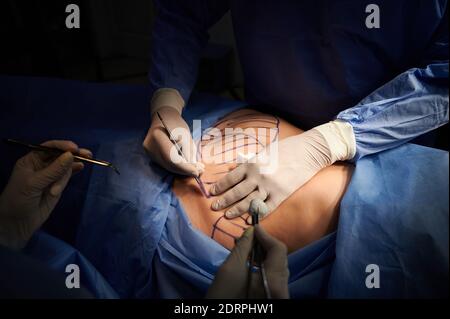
top-left (23, 231), bottom-right (118, 298)
top-left (0, 76), bottom-right (448, 298)
top-left (74, 130), bottom-right (337, 299)
top-left (329, 144), bottom-right (449, 298)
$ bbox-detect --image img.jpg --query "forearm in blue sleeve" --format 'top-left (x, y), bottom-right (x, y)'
top-left (149, 0), bottom-right (230, 102)
top-left (337, 63), bottom-right (449, 160)
top-left (337, 7), bottom-right (449, 160)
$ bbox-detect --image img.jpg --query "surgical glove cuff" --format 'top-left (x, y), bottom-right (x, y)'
top-left (150, 88), bottom-right (185, 116)
top-left (314, 120), bottom-right (356, 163)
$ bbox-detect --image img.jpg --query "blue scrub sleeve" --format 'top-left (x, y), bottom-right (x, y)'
top-left (149, 0), bottom-right (230, 102)
top-left (337, 14), bottom-right (449, 160)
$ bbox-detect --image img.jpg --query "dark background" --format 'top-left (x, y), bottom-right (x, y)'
top-left (0, 0), bottom-right (244, 98)
top-left (0, 0), bottom-right (447, 149)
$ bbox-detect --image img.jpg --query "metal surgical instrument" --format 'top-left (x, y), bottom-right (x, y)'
top-left (248, 198), bottom-right (271, 299)
top-left (156, 111), bottom-right (209, 198)
top-left (4, 138), bottom-right (120, 175)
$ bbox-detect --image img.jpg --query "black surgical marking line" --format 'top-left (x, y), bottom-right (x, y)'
top-left (229, 220), bottom-right (248, 230)
top-left (200, 115), bottom-right (280, 183)
top-left (200, 126), bottom-right (275, 152)
top-left (211, 216), bottom-right (250, 241)
top-left (211, 215), bottom-right (242, 240)
top-left (204, 112), bottom-right (280, 241)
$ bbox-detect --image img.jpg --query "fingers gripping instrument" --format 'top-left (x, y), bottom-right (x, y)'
top-left (156, 111), bottom-right (209, 198)
top-left (247, 198), bottom-right (271, 299)
top-left (4, 139), bottom-right (120, 175)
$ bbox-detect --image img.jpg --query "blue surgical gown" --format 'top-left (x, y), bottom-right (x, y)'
top-left (0, 76), bottom-right (447, 298)
top-left (149, 0), bottom-right (449, 160)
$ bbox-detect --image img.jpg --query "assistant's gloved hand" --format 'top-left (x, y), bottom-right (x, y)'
top-left (207, 225), bottom-right (290, 299)
top-left (210, 120), bottom-right (356, 218)
top-left (143, 88), bottom-right (204, 176)
top-left (0, 140), bottom-right (92, 250)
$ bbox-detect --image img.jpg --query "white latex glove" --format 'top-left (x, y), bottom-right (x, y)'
top-left (207, 225), bottom-right (289, 299)
top-left (210, 120), bottom-right (356, 218)
top-left (143, 88), bottom-right (204, 176)
top-left (0, 140), bottom-right (92, 250)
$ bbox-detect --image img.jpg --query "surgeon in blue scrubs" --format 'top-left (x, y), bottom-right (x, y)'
top-left (143, 1), bottom-right (449, 218)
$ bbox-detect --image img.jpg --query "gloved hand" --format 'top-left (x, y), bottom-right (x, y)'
top-left (210, 120), bottom-right (356, 218)
top-left (143, 88), bottom-right (204, 176)
top-left (0, 140), bottom-right (92, 250)
top-left (207, 225), bottom-right (290, 299)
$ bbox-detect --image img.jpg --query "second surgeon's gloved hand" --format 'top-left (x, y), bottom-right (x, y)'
top-left (0, 140), bottom-right (92, 250)
top-left (143, 88), bottom-right (204, 177)
top-left (206, 225), bottom-right (290, 299)
top-left (210, 120), bottom-right (356, 218)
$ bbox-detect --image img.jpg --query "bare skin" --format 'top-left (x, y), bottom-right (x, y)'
top-left (173, 109), bottom-right (353, 253)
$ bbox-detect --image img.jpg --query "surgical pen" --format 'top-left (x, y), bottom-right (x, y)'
top-left (156, 111), bottom-right (210, 198)
top-left (248, 201), bottom-right (272, 299)
top-left (3, 138), bottom-right (120, 175)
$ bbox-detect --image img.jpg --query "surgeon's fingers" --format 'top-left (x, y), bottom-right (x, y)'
top-left (23, 140), bottom-right (76, 173)
top-left (224, 190), bottom-right (268, 219)
top-left (34, 141), bottom-right (92, 175)
top-left (71, 148), bottom-right (92, 175)
top-left (41, 140), bottom-right (79, 152)
top-left (178, 137), bottom-right (197, 163)
top-left (153, 128), bottom-right (200, 176)
top-left (48, 159), bottom-right (74, 198)
top-left (254, 225), bottom-right (287, 269)
top-left (40, 142), bottom-right (92, 160)
top-left (33, 140), bottom-right (79, 163)
top-left (178, 134), bottom-right (205, 175)
top-left (206, 227), bottom-right (255, 299)
top-left (212, 179), bottom-right (256, 212)
top-left (224, 227), bottom-right (255, 270)
top-left (210, 164), bottom-right (246, 196)
top-left (78, 148), bottom-right (93, 159)
top-left (30, 152), bottom-right (74, 195)
top-left (71, 162), bottom-right (84, 175)
top-left (254, 225), bottom-right (289, 299)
